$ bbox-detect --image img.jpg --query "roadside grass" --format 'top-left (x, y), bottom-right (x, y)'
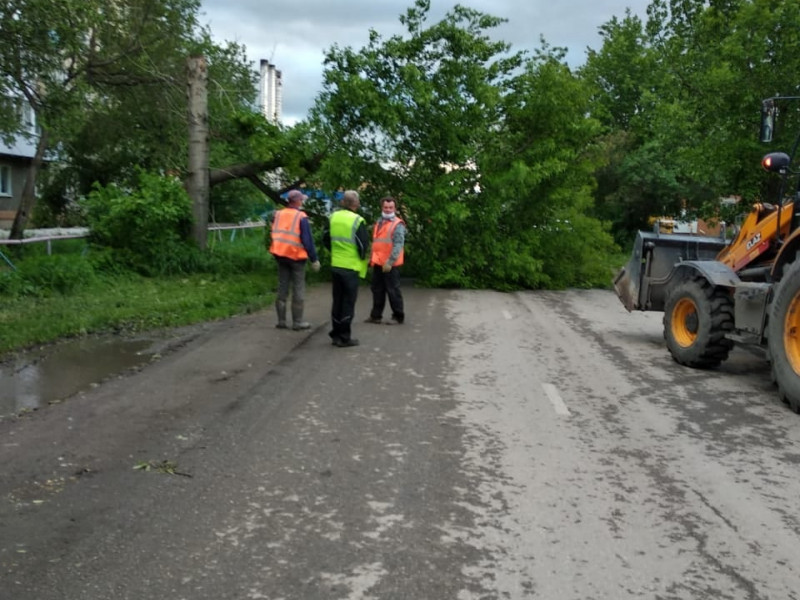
top-left (0, 233), bottom-right (280, 359)
top-left (0, 272), bottom-right (277, 358)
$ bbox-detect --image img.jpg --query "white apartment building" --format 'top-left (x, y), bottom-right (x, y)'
top-left (0, 98), bottom-right (38, 227)
top-left (259, 60), bottom-right (283, 125)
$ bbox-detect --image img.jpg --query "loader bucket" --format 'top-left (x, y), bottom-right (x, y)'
top-left (613, 234), bottom-right (648, 312)
top-left (613, 231), bottom-right (728, 312)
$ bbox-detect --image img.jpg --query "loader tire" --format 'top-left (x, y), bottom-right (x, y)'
top-left (663, 277), bottom-right (734, 369)
top-left (768, 260), bottom-right (800, 413)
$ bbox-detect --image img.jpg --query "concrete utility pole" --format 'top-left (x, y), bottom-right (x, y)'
top-left (186, 55), bottom-right (209, 250)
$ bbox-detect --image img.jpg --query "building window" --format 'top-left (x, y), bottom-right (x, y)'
top-left (0, 165), bottom-right (11, 197)
top-left (21, 101), bottom-right (35, 132)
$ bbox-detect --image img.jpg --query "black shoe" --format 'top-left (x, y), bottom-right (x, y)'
top-left (333, 338), bottom-right (359, 347)
top-left (275, 322), bottom-right (288, 329)
top-left (390, 315), bottom-right (404, 324)
top-left (364, 316), bottom-right (382, 324)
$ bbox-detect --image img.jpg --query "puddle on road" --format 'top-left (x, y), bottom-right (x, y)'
top-left (0, 337), bottom-right (159, 418)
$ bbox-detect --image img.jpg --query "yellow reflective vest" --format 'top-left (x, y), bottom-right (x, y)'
top-left (329, 209), bottom-right (367, 277)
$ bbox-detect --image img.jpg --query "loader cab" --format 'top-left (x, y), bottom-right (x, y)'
top-left (757, 96), bottom-right (800, 278)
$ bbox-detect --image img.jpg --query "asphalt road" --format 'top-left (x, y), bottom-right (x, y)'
top-left (1, 284), bottom-right (799, 599)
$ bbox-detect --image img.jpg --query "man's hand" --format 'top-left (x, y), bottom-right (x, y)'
top-left (311, 261), bottom-right (321, 272)
top-left (382, 263), bottom-right (392, 273)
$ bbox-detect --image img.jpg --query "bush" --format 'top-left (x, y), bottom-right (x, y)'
top-left (0, 270), bottom-right (27, 296)
top-left (83, 170), bottom-right (195, 276)
top-left (0, 254), bottom-right (96, 297)
top-left (31, 198), bottom-right (88, 228)
top-left (206, 232), bottom-right (273, 275)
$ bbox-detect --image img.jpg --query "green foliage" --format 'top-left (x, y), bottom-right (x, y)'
top-left (536, 211), bottom-right (621, 289)
top-left (0, 270), bottom-right (27, 297)
top-left (205, 228), bottom-right (274, 275)
top-left (584, 0), bottom-right (800, 243)
top-left (21, 0), bottom-right (800, 295)
top-left (592, 133), bottom-right (689, 246)
top-left (31, 195), bottom-right (87, 228)
top-left (311, 1), bottom-right (619, 290)
top-left (0, 254), bottom-right (96, 297)
top-left (313, 0), bottom-right (520, 188)
top-left (59, 16), bottom-right (312, 229)
top-left (580, 11), bottom-right (654, 132)
top-left (209, 177), bottom-right (265, 224)
top-left (83, 170), bottom-right (195, 276)
top-left (0, 0), bottom-right (202, 169)
top-left (0, 0), bottom-right (270, 228)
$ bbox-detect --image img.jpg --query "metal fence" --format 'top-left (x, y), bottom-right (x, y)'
top-left (0, 223), bottom-right (266, 270)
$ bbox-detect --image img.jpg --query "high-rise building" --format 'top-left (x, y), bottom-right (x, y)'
top-left (259, 60), bottom-right (283, 125)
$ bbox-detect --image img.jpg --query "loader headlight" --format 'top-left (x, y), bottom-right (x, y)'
top-left (762, 152), bottom-right (790, 173)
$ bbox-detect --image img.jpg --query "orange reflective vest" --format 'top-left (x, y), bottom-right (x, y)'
top-left (270, 208), bottom-right (309, 260)
top-left (370, 218), bottom-right (404, 267)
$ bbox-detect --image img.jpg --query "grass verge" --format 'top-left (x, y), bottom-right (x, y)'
top-left (0, 272), bottom-right (276, 358)
top-left (0, 233), bottom-right (282, 359)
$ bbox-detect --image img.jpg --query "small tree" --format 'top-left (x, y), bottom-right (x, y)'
top-left (83, 170), bottom-right (194, 276)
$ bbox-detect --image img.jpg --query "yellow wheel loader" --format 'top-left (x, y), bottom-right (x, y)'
top-left (613, 96), bottom-right (800, 412)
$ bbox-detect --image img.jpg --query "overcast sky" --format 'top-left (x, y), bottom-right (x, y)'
top-left (198, 0), bottom-right (649, 125)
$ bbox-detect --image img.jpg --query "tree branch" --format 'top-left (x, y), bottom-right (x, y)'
top-left (207, 152), bottom-right (325, 188)
top-left (204, 151), bottom-right (327, 214)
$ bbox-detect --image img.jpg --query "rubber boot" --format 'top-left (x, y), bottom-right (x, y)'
top-left (275, 300), bottom-right (287, 329)
top-left (292, 301), bottom-right (310, 330)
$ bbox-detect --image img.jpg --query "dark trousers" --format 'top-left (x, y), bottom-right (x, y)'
top-left (370, 265), bottom-right (404, 323)
top-left (330, 267), bottom-right (361, 342)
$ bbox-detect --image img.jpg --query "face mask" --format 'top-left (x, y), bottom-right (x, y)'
top-left (382, 211), bottom-right (395, 219)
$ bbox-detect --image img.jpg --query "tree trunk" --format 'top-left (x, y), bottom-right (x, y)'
top-left (10, 128), bottom-right (51, 240)
top-left (186, 55), bottom-right (209, 250)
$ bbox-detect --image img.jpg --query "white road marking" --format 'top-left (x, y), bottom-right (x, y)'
top-left (543, 383), bottom-right (570, 416)
top-left (502, 310), bottom-right (513, 320)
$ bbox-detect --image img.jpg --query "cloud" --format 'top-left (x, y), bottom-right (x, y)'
top-left (199, 0), bottom-right (648, 124)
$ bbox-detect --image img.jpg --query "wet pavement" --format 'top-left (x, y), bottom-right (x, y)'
top-left (3, 288), bottom-right (800, 599)
top-left (0, 336), bottom-right (160, 418)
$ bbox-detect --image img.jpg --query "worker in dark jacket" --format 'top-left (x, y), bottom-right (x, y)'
top-left (323, 190), bottom-right (369, 347)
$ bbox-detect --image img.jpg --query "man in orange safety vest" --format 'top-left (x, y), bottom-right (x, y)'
top-left (269, 189), bottom-right (321, 330)
top-left (365, 196), bottom-right (406, 325)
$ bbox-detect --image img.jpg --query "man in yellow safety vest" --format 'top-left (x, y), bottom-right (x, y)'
top-left (323, 190), bottom-right (369, 347)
